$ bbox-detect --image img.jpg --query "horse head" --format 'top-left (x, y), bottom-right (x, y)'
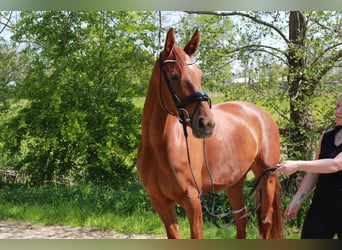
top-left (159, 28), bottom-right (215, 138)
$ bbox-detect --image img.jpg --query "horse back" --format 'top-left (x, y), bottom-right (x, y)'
top-left (213, 101), bottom-right (279, 153)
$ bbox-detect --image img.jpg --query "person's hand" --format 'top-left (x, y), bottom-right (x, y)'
top-left (275, 161), bottom-right (299, 176)
top-left (284, 201), bottom-right (300, 220)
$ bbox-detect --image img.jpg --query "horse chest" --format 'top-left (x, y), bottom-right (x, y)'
top-left (145, 139), bottom-right (203, 192)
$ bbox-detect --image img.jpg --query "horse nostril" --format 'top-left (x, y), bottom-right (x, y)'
top-left (198, 117), bottom-right (206, 130)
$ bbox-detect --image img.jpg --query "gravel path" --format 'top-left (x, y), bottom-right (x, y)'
top-left (0, 220), bottom-right (166, 239)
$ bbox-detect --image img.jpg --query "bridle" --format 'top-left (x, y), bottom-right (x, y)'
top-left (158, 51), bottom-right (277, 229)
top-left (158, 52), bottom-right (211, 132)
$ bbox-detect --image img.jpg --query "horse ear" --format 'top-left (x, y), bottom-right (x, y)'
top-left (184, 29), bottom-right (200, 56)
top-left (163, 28), bottom-right (175, 57)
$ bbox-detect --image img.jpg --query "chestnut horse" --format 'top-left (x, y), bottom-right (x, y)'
top-left (137, 28), bottom-right (284, 239)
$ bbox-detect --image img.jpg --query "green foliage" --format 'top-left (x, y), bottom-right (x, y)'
top-left (0, 44), bottom-right (21, 112)
top-left (0, 11), bottom-right (159, 186)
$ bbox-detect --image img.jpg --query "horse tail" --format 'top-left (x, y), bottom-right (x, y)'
top-left (270, 176), bottom-right (285, 239)
top-left (256, 171), bottom-right (285, 239)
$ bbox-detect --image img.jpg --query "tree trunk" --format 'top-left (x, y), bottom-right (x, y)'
top-left (285, 11), bottom-right (316, 193)
top-left (287, 11), bottom-right (314, 160)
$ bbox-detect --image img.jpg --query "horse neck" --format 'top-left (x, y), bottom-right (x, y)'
top-left (141, 69), bottom-right (180, 139)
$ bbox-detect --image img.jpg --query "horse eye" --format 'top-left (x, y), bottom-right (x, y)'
top-left (170, 74), bottom-right (179, 81)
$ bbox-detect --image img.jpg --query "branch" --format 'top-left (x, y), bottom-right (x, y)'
top-left (315, 48), bottom-right (342, 82)
top-left (228, 44), bottom-right (288, 65)
top-left (311, 15), bottom-right (342, 35)
top-left (0, 11), bottom-right (13, 34)
top-left (249, 84), bottom-right (290, 122)
top-left (323, 42), bottom-right (342, 54)
top-left (185, 11), bottom-right (290, 44)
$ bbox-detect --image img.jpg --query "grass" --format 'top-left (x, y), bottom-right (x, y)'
top-left (0, 177), bottom-right (307, 239)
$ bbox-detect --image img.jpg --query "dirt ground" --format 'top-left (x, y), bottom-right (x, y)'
top-left (0, 220), bottom-right (166, 239)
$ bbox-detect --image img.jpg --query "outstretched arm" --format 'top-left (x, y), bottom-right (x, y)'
top-left (275, 154), bottom-right (342, 176)
top-left (275, 132), bottom-right (342, 176)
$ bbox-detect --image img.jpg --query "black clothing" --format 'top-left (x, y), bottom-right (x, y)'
top-left (301, 126), bottom-right (342, 239)
top-left (315, 125), bottom-right (342, 197)
top-left (301, 195), bottom-right (342, 238)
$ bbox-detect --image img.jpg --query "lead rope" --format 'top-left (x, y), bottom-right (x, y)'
top-left (182, 121), bottom-right (202, 195)
top-left (181, 120), bottom-right (277, 229)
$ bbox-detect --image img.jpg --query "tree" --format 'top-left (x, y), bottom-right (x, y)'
top-left (0, 12), bottom-right (23, 172)
top-left (0, 11), bottom-right (18, 111)
top-left (0, 45), bottom-right (19, 112)
top-left (286, 11), bottom-right (342, 159)
top-left (2, 11), bottom-right (159, 186)
top-left (186, 11), bottom-right (342, 160)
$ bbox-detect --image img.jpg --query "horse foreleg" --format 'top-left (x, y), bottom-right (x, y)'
top-left (227, 178), bottom-right (247, 239)
top-left (181, 191), bottom-right (204, 239)
top-left (150, 195), bottom-right (180, 239)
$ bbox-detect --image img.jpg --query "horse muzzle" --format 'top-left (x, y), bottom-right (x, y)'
top-left (192, 115), bottom-right (216, 138)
